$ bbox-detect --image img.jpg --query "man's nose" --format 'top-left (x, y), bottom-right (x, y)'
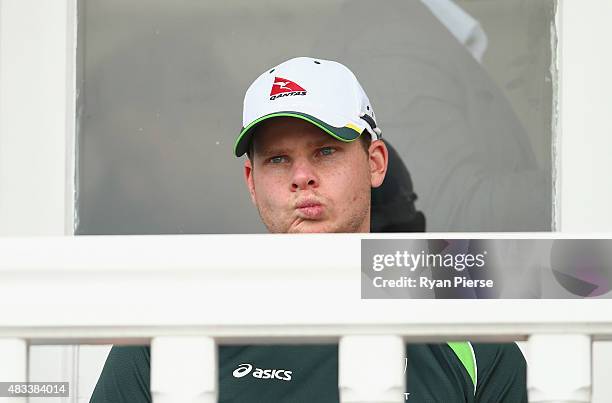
top-left (291, 160), bottom-right (319, 191)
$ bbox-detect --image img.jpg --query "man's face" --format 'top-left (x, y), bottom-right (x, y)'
top-left (243, 117), bottom-right (387, 233)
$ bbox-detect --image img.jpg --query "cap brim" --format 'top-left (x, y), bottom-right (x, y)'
top-left (234, 111), bottom-right (363, 157)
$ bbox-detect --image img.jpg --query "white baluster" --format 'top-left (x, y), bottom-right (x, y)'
top-left (0, 338), bottom-right (27, 403)
top-left (151, 337), bottom-right (217, 403)
top-left (528, 334), bottom-right (591, 403)
top-left (339, 335), bottom-right (405, 403)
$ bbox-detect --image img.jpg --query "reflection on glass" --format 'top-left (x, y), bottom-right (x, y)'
top-left (77, 0), bottom-right (554, 234)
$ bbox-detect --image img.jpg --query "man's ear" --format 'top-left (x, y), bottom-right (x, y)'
top-left (369, 139), bottom-right (388, 188)
top-left (244, 158), bottom-right (257, 205)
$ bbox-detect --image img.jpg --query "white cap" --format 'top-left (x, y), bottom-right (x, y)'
top-left (234, 56), bottom-right (382, 157)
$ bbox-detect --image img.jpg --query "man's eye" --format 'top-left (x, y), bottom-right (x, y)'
top-left (269, 156), bottom-right (287, 164)
top-left (319, 147), bottom-right (336, 156)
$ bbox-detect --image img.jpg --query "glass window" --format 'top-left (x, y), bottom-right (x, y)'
top-left (76, 0), bottom-right (555, 234)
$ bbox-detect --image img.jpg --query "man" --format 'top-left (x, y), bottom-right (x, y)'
top-left (90, 57), bottom-right (526, 402)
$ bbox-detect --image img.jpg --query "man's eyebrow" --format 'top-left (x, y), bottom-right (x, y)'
top-left (255, 138), bottom-right (341, 156)
top-left (306, 137), bottom-right (341, 147)
top-left (255, 146), bottom-right (290, 157)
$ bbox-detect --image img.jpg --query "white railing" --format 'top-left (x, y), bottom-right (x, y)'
top-left (1, 234), bottom-right (610, 402)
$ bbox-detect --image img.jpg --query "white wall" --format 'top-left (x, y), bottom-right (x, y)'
top-left (557, 0), bottom-right (612, 400)
top-left (0, 1), bottom-right (79, 402)
top-left (558, 0), bottom-right (612, 232)
top-left (0, 0), bottom-right (75, 236)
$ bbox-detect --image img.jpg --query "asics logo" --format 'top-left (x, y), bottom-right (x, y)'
top-left (232, 363), bottom-right (293, 381)
top-left (232, 363), bottom-right (253, 378)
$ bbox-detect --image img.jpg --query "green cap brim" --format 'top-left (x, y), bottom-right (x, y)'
top-left (234, 111), bottom-right (362, 157)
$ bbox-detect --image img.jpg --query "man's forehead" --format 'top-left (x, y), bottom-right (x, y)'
top-left (257, 116), bottom-right (324, 135)
top-left (253, 118), bottom-right (340, 151)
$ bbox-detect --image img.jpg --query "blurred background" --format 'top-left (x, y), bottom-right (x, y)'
top-left (75, 0), bottom-right (555, 234)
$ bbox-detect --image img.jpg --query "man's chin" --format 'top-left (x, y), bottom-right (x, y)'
top-left (286, 220), bottom-right (333, 234)
top-left (263, 215), bottom-right (367, 233)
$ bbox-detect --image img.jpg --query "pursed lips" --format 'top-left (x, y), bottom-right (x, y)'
top-left (295, 198), bottom-right (325, 219)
